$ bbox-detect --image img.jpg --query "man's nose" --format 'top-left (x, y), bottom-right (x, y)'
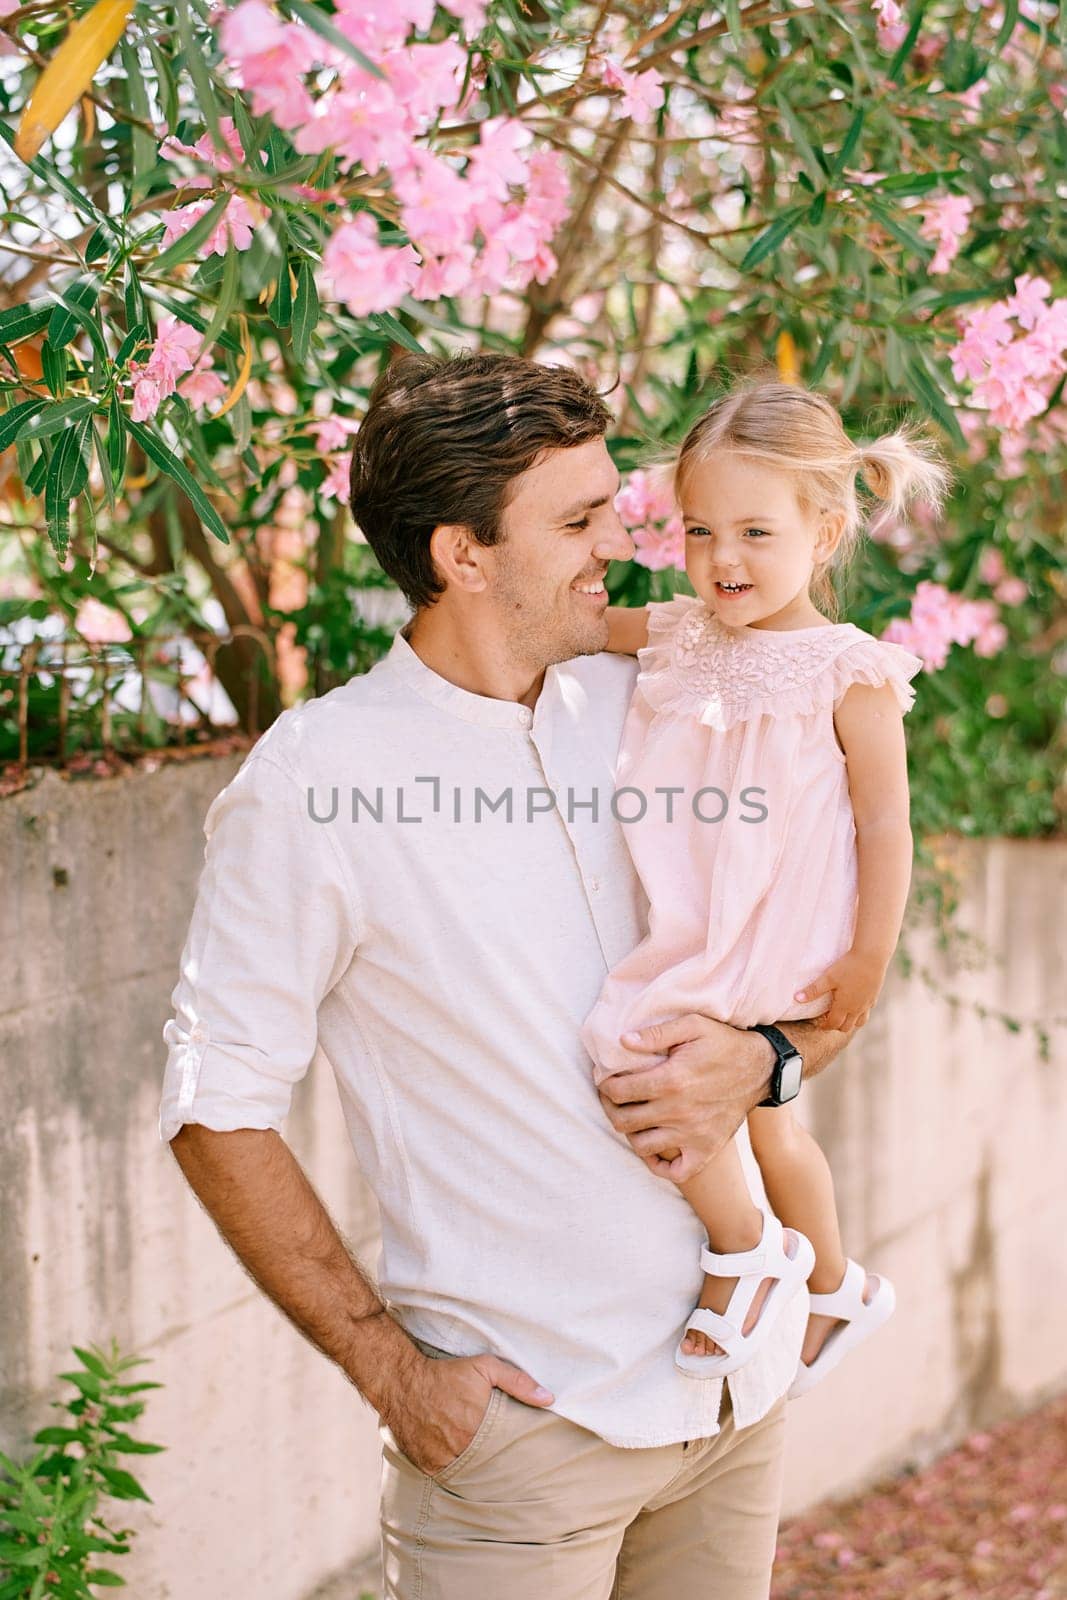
top-left (597, 511), bottom-right (635, 563)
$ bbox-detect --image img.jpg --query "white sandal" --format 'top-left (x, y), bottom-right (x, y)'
top-left (787, 1259), bottom-right (896, 1399)
top-left (675, 1213), bottom-right (815, 1380)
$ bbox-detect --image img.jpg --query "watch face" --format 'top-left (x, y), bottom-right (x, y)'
top-left (779, 1053), bottom-right (803, 1102)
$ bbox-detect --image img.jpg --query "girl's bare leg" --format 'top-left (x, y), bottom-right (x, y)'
top-left (748, 1107), bottom-right (871, 1364)
top-left (678, 1140), bottom-right (772, 1358)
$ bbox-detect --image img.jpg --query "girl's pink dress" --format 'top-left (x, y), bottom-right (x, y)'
top-left (581, 596), bottom-right (923, 1079)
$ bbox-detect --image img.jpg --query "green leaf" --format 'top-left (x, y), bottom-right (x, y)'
top-left (291, 259), bottom-right (319, 362)
top-left (0, 300), bottom-right (52, 344)
top-left (97, 1465), bottom-right (151, 1503)
top-left (368, 311), bottom-right (423, 355)
top-left (126, 419), bottom-right (231, 545)
top-left (33, 1425), bottom-right (91, 1446)
top-left (277, 0), bottom-right (385, 77)
top-left (774, 92), bottom-right (826, 187)
top-left (740, 204), bottom-right (808, 271)
top-left (269, 260), bottom-right (292, 329)
top-left (86, 1572), bottom-right (126, 1587)
top-left (196, 240), bottom-right (241, 360)
top-left (94, 419), bottom-right (116, 511)
top-left (833, 107), bottom-right (865, 176)
top-left (0, 398), bottom-right (48, 454)
top-left (124, 265), bottom-right (147, 330)
top-left (18, 398), bottom-right (97, 444)
top-left (723, 0), bottom-right (743, 50)
top-left (862, 194), bottom-right (932, 257)
top-left (41, 341), bottom-right (68, 397)
top-left (873, 170), bottom-right (953, 195)
top-left (47, 280), bottom-right (108, 362)
top-left (807, 191), bottom-right (827, 224)
top-left (994, 0), bottom-right (1018, 51)
top-left (232, 93), bottom-right (264, 174)
top-left (905, 350), bottom-right (965, 447)
top-left (60, 1369), bottom-right (102, 1400)
top-left (888, 2), bottom-right (927, 82)
top-left (175, 0), bottom-right (228, 167)
top-left (85, 225), bottom-right (112, 264)
top-left (107, 394), bottom-right (127, 483)
top-left (119, 39), bottom-right (158, 203)
top-left (73, 1346), bottom-right (110, 1379)
top-left (115, 324), bottom-right (150, 367)
top-left (101, 1431), bottom-right (164, 1455)
top-left (151, 194), bottom-right (230, 275)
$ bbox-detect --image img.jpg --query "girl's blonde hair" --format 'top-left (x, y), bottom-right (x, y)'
top-left (675, 380), bottom-right (952, 616)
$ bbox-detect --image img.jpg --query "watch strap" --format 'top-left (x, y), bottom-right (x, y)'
top-left (749, 1023), bottom-right (801, 1107)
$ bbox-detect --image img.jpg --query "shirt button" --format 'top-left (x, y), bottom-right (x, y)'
top-left (190, 1023), bottom-right (208, 1045)
top-left (588, 876), bottom-right (600, 892)
top-left (518, 709), bottom-right (532, 728)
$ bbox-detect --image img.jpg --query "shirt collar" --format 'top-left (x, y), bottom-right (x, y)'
top-left (385, 625), bottom-right (545, 731)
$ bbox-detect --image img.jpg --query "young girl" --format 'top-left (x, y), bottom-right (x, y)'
top-left (581, 381), bottom-right (949, 1393)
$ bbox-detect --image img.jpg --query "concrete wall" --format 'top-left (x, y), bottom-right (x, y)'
top-left (1, 760), bottom-right (1064, 1596)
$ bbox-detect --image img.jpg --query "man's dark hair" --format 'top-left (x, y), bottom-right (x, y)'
top-left (349, 352), bottom-right (612, 609)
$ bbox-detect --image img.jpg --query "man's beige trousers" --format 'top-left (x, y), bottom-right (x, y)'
top-left (380, 1382), bottom-right (787, 1599)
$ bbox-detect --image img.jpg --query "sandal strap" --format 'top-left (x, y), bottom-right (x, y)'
top-left (699, 1212), bottom-right (780, 1279)
top-left (808, 1258), bottom-right (868, 1320)
top-left (683, 1308), bottom-right (744, 1356)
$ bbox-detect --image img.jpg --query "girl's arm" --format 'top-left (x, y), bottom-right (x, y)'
top-left (605, 605), bottom-right (650, 655)
top-left (796, 681), bottom-right (913, 1031)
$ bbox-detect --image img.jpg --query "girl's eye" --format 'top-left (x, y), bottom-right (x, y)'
top-left (567, 518), bottom-right (590, 532)
top-left (744, 527), bottom-right (770, 539)
top-left (685, 525), bottom-right (710, 538)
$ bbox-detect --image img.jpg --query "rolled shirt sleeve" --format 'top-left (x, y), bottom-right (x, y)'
top-left (159, 749), bottom-right (360, 1142)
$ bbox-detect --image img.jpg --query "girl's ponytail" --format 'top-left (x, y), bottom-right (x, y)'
top-left (855, 429), bottom-right (951, 523)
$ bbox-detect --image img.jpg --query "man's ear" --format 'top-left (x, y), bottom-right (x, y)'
top-left (428, 523), bottom-right (488, 594)
top-left (814, 509), bottom-right (847, 564)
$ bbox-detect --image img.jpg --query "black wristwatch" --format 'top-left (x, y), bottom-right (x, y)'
top-left (749, 1024), bottom-right (804, 1107)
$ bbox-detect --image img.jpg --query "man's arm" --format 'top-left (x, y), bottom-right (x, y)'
top-left (597, 1014), bottom-right (850, 1183)
top-left (170, 1124), bottom-right (554, 1473)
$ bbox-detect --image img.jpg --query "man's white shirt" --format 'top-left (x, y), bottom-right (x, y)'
top-left (160, 628), bottom-right (805, 1447)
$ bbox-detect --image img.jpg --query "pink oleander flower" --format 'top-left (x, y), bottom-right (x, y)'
top-left (160, 115), bottom-right (245, 176)
top-left (319, 455), bottom-right (353, 502)
top-left (144, 313), bottom-right (201, 390)
top-left (130, 373), bottom-right (164, 422)
top-left (332, 0), bottom-right (432, 55)
top-left (994, 576), bottom-right (1028, 605)
top-left (383, 40), bottom-right (467, 126)
top-left (161, 194), bottom-right (259, 257)
top-left (873, 0), bottom-right (909, 50)
top-left (631, 520), bottom-right (685, 571)
top-left (75, 598), bottom-right (133, 644)
top-left (322, 214), bottom-right (420, 315)
top-left (219, 0), bottom-right (317, 125)
top-left (308, 416), bottom-right (360, 454)
top-left (919, 193), bottom-right (973, 275)
top-left (1005, 273), bottom-right (1052, 330)
top-left (412, 245), bottom-right (477, 302)
top-left (979, 548), bottom-right (1006, 584)
top-left (595, 57), bottom-right (665, 125)
top-left (439, 0), bottom-right (488, 34)
top-left (616, 468), bottom-right (677, 529)
top-left (467, 117), bottom-right (532, 203)
top-left (178, 363), bottom-right (228, 409)
top-left (395, 150), bottom-right (473, 257)
top-left (882, 580), bottom-right (1007, 670)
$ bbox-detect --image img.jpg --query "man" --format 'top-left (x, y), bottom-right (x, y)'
top-left (161, 353), bottom-right (850, 1598)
